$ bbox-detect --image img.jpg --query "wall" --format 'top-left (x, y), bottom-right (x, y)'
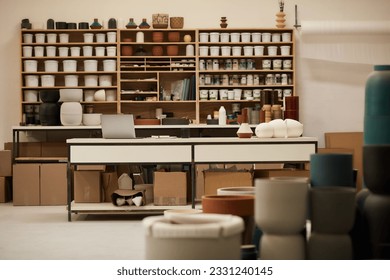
top-left (1, 0), bottom-right (390, 147)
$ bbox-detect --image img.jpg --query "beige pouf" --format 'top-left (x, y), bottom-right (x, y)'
top-left (143, 213), bottom-right (244, 260)
top-left (255, 178), bottom-right (309, 260)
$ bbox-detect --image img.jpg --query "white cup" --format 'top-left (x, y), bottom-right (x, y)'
top-left (35, 33), bottom-right (45, 43)
top-left (210, 32), bottom-right (220, 43)
top-left (99, 75), bottom-right (112, 86)
top-left (103, 59), bottom-right (116, 71)
top-left (84, 60), bottom-right (98, 71)
top-left (199, 46), bottom-right (209, 56)
top-left (220, 33), bottom-right (229, 42)
top-left (254, 46), bottom-right (264, 56)
top-left (70, 47), bottom-right (81, 57)
top-left (25, 75), bottom-right (39, 87)
top-left (23, 34), bottom-right (33, 43)
top-left (96, 33), bottom-right (106, 43)
top-left (199, 33), bottom-right (209, 43)
top-left (84, 90), bottom-right (95, 102)
top-left (106, 90), bottom-right (117, 101)
top-left (59, 33), bottom-right (69, 43)
top-left (23, 46), bottom-right (33, 57)
top-left (63, 60), bottom-right (77, 72)
top-left (272, 33), bottom-right (281, 42)
top-left (41, 75), bottom-right (55, 87)
top-left (84, 75), bottom-right (98, 86)
top-left (233, 89), bottom-right (242, 100)
top-left (267, 46), bottom-right (278, 56)
top-left (24, 60), bottom-right (38, 72)
top-left (83, 46), bottom-right (93, 56)
top-left (47, 33), bottom-right (57, 43)
top-left (200, 90), bottom-right (208, 100)
top-left (46, 46), bottom-right (56, 57)
top-left (107, 32), bottom-right (117, 43)
top-left (282, 32), bottom-right (291, 42)
top-left (58, 47), bottom-right (69, 57)
top-left (65, 75), bottom-right (79, 87)
top-left (83, 33), bottom-right (94, 43)
top-left (262, 33), bottom-right (271, 42)
top-left (34, 46), bottom-right (44, 57)
top-left (243, 46), bottom-right (254, 56)
top-left (44, 60), bottom-right (59, 72)
top-left (232, 46), bottom-right (242, 56)
top-left (241, 33), bottom-right (251, 43)
top-left (95, 46), bottom-right (105, 56)
top-left (252, 32), bottom-right (261, 42)
top-left (24, 90), bottom-right (38, 102)
top-left (106, 46), bottom-right (117, 56)
top-left (230, 33), bottom-right (240, 42)
top-left (273, 59), bottom-right (282, 70)
top-left (281, 46), bottom-right (291, 56)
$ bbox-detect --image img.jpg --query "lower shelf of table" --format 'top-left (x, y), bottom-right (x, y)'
top-left (68, 201), bottom-right (199, 215)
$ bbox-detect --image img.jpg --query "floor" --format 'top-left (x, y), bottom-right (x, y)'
top-left (0, 203), bottom-right (146, 260)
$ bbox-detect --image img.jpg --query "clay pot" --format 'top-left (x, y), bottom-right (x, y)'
top-left (168, 31), bottom-right (180, 42)
top-left (152, 32), bottom-right (164, 42)
top-left (134, 118), bottom-right (160, 125)
top-left (202, 195), bottom-right (254, 217)
top-left (152, 46), bottom-right (164, 56)
top-left (166, 45), bottom-right (179, 56)
top-left (121, 46), bottom-right (133, 56)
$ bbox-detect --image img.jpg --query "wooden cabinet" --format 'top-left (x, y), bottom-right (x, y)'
top-left (20, 28), bottom-right (295, 125)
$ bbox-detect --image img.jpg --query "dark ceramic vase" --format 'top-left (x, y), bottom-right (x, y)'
top-left (39, 103), bottom-right (61, 126)
top-left (47, 19), bottom-right (55, 29)
top-left (108, 18), bottom-right (117, 29)
top-left (126, 18), bottom-right (137, 29)
top-left (39, 90), bottom-right (60, 103)
top-left (364, 65), bottom-right (390, 145)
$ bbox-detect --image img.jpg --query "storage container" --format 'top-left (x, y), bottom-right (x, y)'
top-left (44, 60), bottom-right (58, 72)
top-left (63, 60), bottom-right (77, 72)
top-left (84, 60), bottom-right (98, 71)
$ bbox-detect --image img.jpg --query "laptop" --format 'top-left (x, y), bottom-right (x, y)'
top-left (101, 114), bottom-right (136, 139)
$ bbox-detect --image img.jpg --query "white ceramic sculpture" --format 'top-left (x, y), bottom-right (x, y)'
top-left (255, 122), bottom-right (274, 138)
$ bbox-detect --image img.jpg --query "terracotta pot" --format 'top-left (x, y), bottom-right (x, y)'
top-left (166, 45), bottom-right (179, 56)
top-left (152, 32), bottom-right (164, 42)
top-left (152, 46), bottom-right (164, 56)
top-left (202, 195), bottom-right (254, 217)
top-left (121, 46), bottom-right (133, 56)
top-left (168, 31), bottom-right (180, 42)
top-left (134, 118), bottom-right (160, 125)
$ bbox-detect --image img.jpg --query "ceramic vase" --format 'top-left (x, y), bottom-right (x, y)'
top-left (90, 18), bottom-right (102, 29)
top-left (139, 18), bottom-right (150, 29)
top-left (126, 18), bottom-right (137, 29)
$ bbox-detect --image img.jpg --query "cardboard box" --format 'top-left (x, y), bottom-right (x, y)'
top-left (254, 169), bottom-right (310, 179)
top-left (77, 165), bottom-right (106, 171)
top-left (74, 171), bottom-right (101, 203)
top-left (41, 142), bottom-right (67, 158)
top-left (0, 177), bottom-right (12, 203)
top-left (101, 171), bottom-right (118, 202)
top-left (325, 132), bottom-right (363, 190)
top-left (13, 164), bottom-right (40, 206)
top-left (40, 164), bottom-right (67, 205)
top-left (0, 150), bottom-right (12, 176)
top-left (203, 170), bottom-right (253, 195)
top-left (19, 142), bottom-right (42, 157)
top-left (153, 171), bottom-right (187, 206)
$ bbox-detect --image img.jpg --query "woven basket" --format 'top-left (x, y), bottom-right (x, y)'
top-left (170, 17), bottom-right (184, 29)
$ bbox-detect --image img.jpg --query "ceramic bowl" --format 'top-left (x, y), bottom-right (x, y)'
top-left (82, 113), bottom-right (101, 126)
top-left (39, 89), bottom-right (60, 103)
top-left (202, 195), bottom-right (254, 217)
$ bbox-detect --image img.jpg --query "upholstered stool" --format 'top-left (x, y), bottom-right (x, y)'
top-left (307, 186), bottom-right (355, 259)
top-left (310, 154), bottom-right (354, 187)
top-left (143, 213), bottom-right (244, 260)
top-left (255, 178), bottom-right (308, 259)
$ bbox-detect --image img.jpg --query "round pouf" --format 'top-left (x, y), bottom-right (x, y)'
top-left (202, 195), bottom-right (254, 245)
top-left (143, 213), bottom-right (244, 260)
top-left (364, 193), bottom-right (390, 259)
top-left (309, 187), bottom-right (356, 234)
top-left (255, 178), bottom-right (308, 260)
top-left (310, 153), bottom-right (354, 188)
top-left (363, 145), bottom-right (390, 194)
top-left (307, 233), bottom-right (353, 260)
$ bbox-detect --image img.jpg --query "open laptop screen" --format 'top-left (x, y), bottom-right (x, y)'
top-left (101, 114), bottom-right (136, 139)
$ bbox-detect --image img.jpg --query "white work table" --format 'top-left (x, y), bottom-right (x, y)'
top-left (66, 136), bottom-right (317, 221)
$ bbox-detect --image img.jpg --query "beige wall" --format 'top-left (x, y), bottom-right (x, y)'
top-left (1, 0), bottom-right (390, 147)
